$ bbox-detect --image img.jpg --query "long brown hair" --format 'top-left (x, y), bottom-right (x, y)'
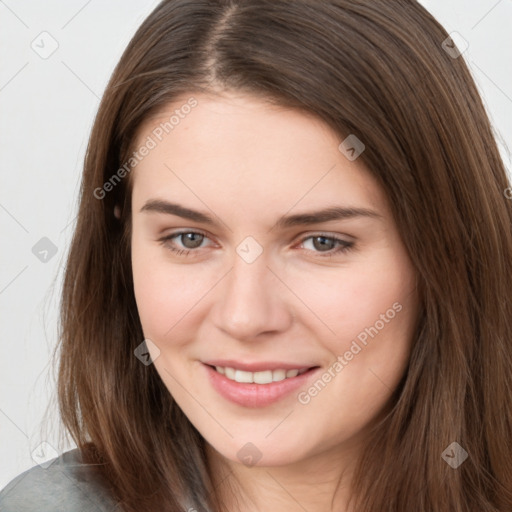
top-left (51, 0), bottom-right (512, 510)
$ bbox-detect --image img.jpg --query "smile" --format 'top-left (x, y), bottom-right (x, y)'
top-left (202, 362), bottom-right (320, 408)
top-left (212, 366), bottom-right (310, 384)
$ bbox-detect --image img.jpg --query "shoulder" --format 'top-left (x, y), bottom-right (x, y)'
top-left (0, 448), bottom-right (120, 512)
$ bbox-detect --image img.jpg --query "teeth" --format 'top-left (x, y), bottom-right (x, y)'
top-left (214, 366), bottom-right (309, 384)
top-left (224, 367), bottom-right (236, 380)
top-left (254, 370), bottom-right (272, 384)
top-left (235, 370), bottom-right (253, 383)
top-left (272, 369), bottom-right (286, 382)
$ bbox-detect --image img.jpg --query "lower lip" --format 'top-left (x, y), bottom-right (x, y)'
top-left (203, 364), bottom-right (319, 408)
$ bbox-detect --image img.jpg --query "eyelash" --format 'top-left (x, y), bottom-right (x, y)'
top-left (157, 230), bottom-right (355, 258)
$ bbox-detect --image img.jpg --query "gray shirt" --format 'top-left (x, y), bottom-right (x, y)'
top-left (0, 449), bottom-right (201, 511)
top-left (0, 449), bottom-right (121, 511)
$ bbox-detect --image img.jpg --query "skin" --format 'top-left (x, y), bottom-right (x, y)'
top-left (129, 91), bottom-right (420, 511)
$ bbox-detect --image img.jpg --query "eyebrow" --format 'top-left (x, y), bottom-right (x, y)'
top-left (139, 199), bottom-right (383, 229)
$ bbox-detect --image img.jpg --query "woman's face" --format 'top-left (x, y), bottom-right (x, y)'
top-left (130, 91), bottom-right (419, 467)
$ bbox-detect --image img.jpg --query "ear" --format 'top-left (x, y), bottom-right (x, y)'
top-left (114, 204), bottom-right (121, 219)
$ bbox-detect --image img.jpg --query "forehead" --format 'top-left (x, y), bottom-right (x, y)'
top-left (130, 92), bottom-right (388, 218)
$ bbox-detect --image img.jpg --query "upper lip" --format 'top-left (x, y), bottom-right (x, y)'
top-left (202, 359), bottom-right (318, 372)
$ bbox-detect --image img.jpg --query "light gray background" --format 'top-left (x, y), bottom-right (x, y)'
top-left (1, 0), bottom-right (511, 489)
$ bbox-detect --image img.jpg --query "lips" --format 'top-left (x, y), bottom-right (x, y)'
top-left (202, 360), bottom-right (320, 407)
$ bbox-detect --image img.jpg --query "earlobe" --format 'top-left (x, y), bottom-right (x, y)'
top-left (114, 204), bottom-right (121, 219)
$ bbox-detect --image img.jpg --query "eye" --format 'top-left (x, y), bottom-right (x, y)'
top-left (157, 231), bottom-right (355, 258)
top-left (299, 234), bottom-right (354, 257)
top-left (158, 230), bottom-right (211, 256)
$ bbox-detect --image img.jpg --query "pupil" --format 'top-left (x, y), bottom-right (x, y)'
top-left (183, 233), bottom-right (203, 249)
top-left (314, 236), bottom-right (332, 251)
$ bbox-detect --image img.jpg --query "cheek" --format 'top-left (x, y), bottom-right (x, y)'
top-left (295, 258), bottom-right (417, 442)
top-left (131, 237), bottom-right (209, 342)
top-left (325, 254), bottom-right (416, 402)
top-left (290, 249), bottom-right (414, 344)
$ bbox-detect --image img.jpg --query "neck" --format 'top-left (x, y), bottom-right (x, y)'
top-left (206, 442), bottom-right (360, 512)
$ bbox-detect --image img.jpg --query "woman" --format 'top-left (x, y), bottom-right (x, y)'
top-left (1, 0), bottom-right (511, 511)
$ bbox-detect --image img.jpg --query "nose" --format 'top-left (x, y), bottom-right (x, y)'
top-left (211, 250), bottom-right (294, 341)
